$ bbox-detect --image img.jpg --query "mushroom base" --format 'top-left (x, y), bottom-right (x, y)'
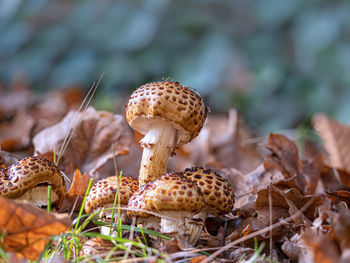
top-left (160, 211), bottom-right (204, 246)
top-left (98, 204), bottom-right (128, 224)
top-left (17, 185), bottom-right (59, 208)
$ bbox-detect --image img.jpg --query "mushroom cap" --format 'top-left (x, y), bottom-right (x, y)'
top-left (85, 176), bottom-right (138, 214)
top-left (0, 156), bottom-right (66, 208)
top-left (181, 167), bottom-right (234, 215)
top-left (127, 172), bottom-right (204, 218)
top-left (125, 81), bottom-right (207, 145)
top-left (79, 237), bottom-right (115, 258)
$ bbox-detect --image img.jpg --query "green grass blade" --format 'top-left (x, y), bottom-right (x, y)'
top-left (74, 178), bottom-right (93, 231)
top-left (47, 185), bottom-right (52, 213)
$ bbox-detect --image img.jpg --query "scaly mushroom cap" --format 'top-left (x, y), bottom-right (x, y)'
top-left (85, 176), bottom-right (138, 214)
top-left (125, 81), bottom-right (207, 145)
top-left (127, 172), bottom-right (204, 218)
top-left (79, 237), bottom-right (115, 258)
top-left (181, 167), bottom-right (234, 215)
top-left (0, 156), bottom-right (66, 208)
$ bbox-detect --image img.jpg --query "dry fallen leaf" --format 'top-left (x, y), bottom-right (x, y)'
top-left (168, 108), bottom-right (261, 173)
top-left (0, 150), bottom-right (20, 166)
top-left (0, 198), bottom-right (71, 260)
top-left (33, 107), bottom-right (133, 180)
top-left (302, 229), bottom-right (340, 263)
top-left (67, 169), bottom-right (92, 198)
top-left (29, 87), bottom-right (84, 135)
top-left (264, 133), bottom-right (322, 195)
top-left (0, 111), bottom-right (35, 151)
top-left (313, 114), bottom-right (350, 174)
top-left (326, 190), bottom-right (350, 208)
top-left (60, 169), bottom-right (93, 212)
top-left (0, 76), bottom-right (34, 121)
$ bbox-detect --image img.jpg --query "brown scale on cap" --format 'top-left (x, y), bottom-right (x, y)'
top-left (127, 172), bottom-right (204, 218)
top-left (79, 237), bottom-right (115, 258)
top-left (85, 176), bottom-right (138, 214)
top-left (0, 156), bottom-right (66, 208)
top-left (125, 81), bottom-right (207, 186)
top-left (181, 167), bottom-right (234, 215)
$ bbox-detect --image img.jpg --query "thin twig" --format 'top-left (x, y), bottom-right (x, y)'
top-left (269, 176), bottom-right (273, 259)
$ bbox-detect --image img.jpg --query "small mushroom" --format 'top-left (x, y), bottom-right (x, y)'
top-left (0, 156), bottom-right (66, 208)
top-left (85, 176), bottom-right (138, 235)
top-left (125, 81), bottom-right (207, 185)
top-left (79, 237), bottom-right (115, 260)
top-left (181, 167), bottom-right (234, 219)
top-left (127, 172), bottom-right (205, 245)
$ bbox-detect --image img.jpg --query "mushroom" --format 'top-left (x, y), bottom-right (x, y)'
top-left (127, 172), bottom-right (205, 245)
top-left (125, 81), bottom-right (207, 185)
top-left (85, 176), bottom-right (138, 235)
top-left (0, 156), bottom-right (66, 208)
top-left (79, 237), bottom-right (115, 261)
top-left (181, 167), bottom-right (234, 220)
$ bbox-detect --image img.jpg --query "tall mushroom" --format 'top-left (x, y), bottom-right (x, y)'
top-left (125, 81), bottom-right (207, 185)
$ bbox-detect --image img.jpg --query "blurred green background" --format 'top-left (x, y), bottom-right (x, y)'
top-left (1, 0), bottom-right (350, 133)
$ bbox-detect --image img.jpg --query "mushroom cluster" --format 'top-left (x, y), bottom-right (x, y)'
top-left (82, 81), bottom-right (235, 247)
top-left (0, 156), bottom-right (66, 208)
top-left (123, 81), bottom-right (235, 246)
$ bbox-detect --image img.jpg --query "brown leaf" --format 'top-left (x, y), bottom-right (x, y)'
top-left (0, 77), bottom-right (34, 121)
top-left (302, 229), bottom-right (340, 263)
top-left (0, 150), bottom-right (20, 166)
top-left (256, 187), bottom-right (320, 226)
top-left (188, 256), bottom-right (207, 263)
top-left (330, 205), bottom-right (350, 250)
top-left (0, 111), bottom-right (35, 151)
top-left (326, 190), bottom-right (350, 208)
top-left (29, 87), bottom-right (84, 135)
top-left (168, 108), bottom-right (261, 173)
top-left (264, 133), bottom-right (322, 194)
top-left (0, 198), bottom-right (71, 260)
top-left (33, 107), bottom-right (133, 180)
top-left (264, 133), bottom-right (302, 179)
top-left (313, 114), bottom-right (350, 174)
top-left (301, 153), bottom-right (323, 195)
top-left (67, 169), bottom-right (92, 198)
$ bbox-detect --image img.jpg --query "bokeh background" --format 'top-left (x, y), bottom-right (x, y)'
top-left (1, 0), bottom-right (350, 133)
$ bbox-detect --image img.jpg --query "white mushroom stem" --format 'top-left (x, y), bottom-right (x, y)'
top-left (139, 123), bottom-right (177, 185)
top-left (160, 211), bottom-right (204, 246)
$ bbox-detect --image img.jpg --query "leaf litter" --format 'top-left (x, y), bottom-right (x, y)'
top-left (2, 84), bottom-right (350, 262)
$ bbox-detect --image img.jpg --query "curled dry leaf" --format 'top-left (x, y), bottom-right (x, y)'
top-left (60, 169), bottom-right (92, 212)
top-left (30, 87), bottom-right (84, 134)
top-left (313, 114), bottom-right (350, 174)
top-left (67, 169), bottom-right (92, 198)
top-left (301, 229), bottom-right (340, 263)
top-left (0, 77), bottom-right (34, 121)
top-left (256, 187), bottom-right (320, 226)
top-left (0, 111), bottom-right (35, 151)
top-left (0, 197), bottom-right (71, 260)
top-left (33, 107), bottom-right (133, 180)
top-left (168, 108), bottom-right (261, 173)
top-left (0, 150), bottom-right (20, 166)
top-left (264, 133), bottom-right (322, 195)
top-left (326, 190), bottom-right (350, 208)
